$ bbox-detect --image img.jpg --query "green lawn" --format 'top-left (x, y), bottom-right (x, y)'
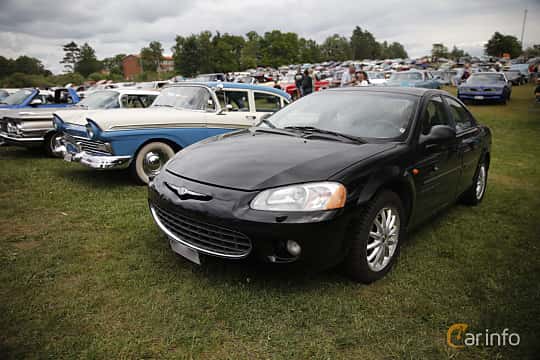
top-left (1, 85), bottom-right (539, 359)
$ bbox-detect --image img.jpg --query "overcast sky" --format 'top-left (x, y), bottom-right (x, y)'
top-left (0, 0), bottom-right (538, 74)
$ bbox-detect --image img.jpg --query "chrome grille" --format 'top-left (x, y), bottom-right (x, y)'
top-left (63, 134), bottom-right (111, 155)
top-left (151, 204), bottom-right (252, 258)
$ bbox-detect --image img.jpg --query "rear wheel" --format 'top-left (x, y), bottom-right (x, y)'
top-left (461, 159), bottom-right (488, 205)
top-left (130, 142), bottom-right (176, 185)
top-left (344, 191), bottom-right (405, 283)
top-left (44, 131), bottom-right (62, 157)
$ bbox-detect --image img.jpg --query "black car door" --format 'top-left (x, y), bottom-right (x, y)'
top-left (444, 96), bottom-right (483, 195)
top-left (411, 95), bottom-right (461, 224)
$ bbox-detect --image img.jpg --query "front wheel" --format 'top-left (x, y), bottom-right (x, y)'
top-left (44, 131), bottom-right (62, 157)
top-left (130, 142), bottom-right (176, 185)
top-left (344, 191), bottom-right (405, 283)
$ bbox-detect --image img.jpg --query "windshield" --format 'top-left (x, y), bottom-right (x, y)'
top-left (265, 91), bottom-right (417, 140)
top-left (1, 89), bottom-right (33, 105)
top-left (367, 72), bottom-right (385, 79)
top-left (466, 74), bottom-right (505, 84)
top-left (152, 86), bottom-right (212, 111)
top-left (77, 90), bottom-right (120, 109)
top-left (390, 72), bottom-right (423, 81)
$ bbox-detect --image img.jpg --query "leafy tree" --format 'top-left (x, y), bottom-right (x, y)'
top-left (74, 43), bottom-right (103, 77)
top-left (140, 41), bottom-right (163, 72)
top-left (12, 56), bottom-right (48, 75)
top-left (449, 46), bottom-right (469, 60)
top-left (484, 32), bottom-right (522, 58)
top-left (523, 44), bottom-right (540, 58)
top-left (172, 34), bottom-right (202, 77)
top-left (298, 38), bottom-right (322, 63)
top-left (260, 31), bottom-right (300, 67)
top-left (0, 56), bottom-right (14, 78)
top-left (350, 27), bottom-right (380, 60)
top-left (240, 31), bottom-right (261, 68)
top-left (212, 33), bottom-right (245, 72)
top-left (61, 41), bottom-right (80, 73)
top-left (431, 43), bottom-right (449, 59)
top-left (102, 54), bottom-right (126, 76)
top-left (321, 34), bottom-right (351, 61)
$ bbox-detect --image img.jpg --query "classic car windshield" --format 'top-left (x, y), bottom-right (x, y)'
top-left (77, 90), bottom-right (120, 109)
top-left (389, 72), bottom-right (423, 81)
top-left (367, 72), bottom-right (385, 79)
top-left (266, 91), bottom-right (417, 140)
top-left (152, 86), bottom-right (212, 111)
top-left (466, 74), bottom-right (505, 84)
top-left (1, 89), bottom-right (33, 105)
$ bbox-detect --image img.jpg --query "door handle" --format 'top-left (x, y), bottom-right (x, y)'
top-left (246, 115), bottom-right (257, 120)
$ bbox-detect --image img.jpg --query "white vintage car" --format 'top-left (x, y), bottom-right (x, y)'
top-left (0, 89), bottom-right (158, 156)
top-left (56, 82), bottom-right (291, 184)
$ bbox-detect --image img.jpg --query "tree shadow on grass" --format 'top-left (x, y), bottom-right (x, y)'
top-left (60, 168), bottom-right (138, 188)
top-left (0, 146), bottom-right (47, 160)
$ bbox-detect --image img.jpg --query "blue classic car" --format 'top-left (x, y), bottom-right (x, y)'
top-left (458, 72), bottom-right (511, 104)
top-left (385, 71), bottom-right (441, 89)
top-left (0, 87), bottom-right (80, 110)
top-left (57, 82), bottom-right (291, 184)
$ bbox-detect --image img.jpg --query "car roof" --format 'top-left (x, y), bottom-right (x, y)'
top-left (111, 88), bottom-right (160, 95)
top-left (168, 81), bottom-right (291, 100)
top-left (327, 86), bottom-right (444, 97)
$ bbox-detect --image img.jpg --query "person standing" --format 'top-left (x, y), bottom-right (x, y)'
top-left (340, 64), bottom-right (356, 87)
top-left (294, 68), bottom-right (304, 98)
top-left (301, 69), bottom-right (313, 96)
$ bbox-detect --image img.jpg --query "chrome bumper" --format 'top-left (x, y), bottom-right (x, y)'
top-left (63, 150), bottom-right (132, 170)
top-left (0, 131), bottom-right (44, 143)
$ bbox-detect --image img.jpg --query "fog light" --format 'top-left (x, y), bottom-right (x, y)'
top-left (286, 240), bottom-right (301, 256)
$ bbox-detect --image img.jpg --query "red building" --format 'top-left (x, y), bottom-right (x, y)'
top-left (122, 54), bottom-right (174, 80)
top-left (122, 55), bottom-right (142, 80)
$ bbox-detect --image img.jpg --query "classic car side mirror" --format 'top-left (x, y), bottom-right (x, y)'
top-left (419, 125), bottom-right (456, 147)
top-left (30, 98), bottom-right (43, 106)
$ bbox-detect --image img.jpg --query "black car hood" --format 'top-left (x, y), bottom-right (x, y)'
top-left (166, 130), bottom-right (395, 191)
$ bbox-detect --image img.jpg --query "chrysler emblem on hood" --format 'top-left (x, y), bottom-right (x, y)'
top-left (166, 183), bottom-right (212, 201)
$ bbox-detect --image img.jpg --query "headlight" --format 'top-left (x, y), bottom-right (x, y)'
top-left (250, 182), bottom-right (346, 212)
top-left (86, 124), bottom-right (94, 139)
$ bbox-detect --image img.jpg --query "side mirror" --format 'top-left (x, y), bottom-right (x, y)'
top-left (30, 98), bottom-right (43, 106)
top-left (217, 104), bottom-right (233, 115)
top-left (419, 125), bottom-right (456, 147)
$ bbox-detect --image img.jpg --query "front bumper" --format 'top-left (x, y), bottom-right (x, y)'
top-left (0, 131), bottom-right (44, 146)
top-left (458, 92), bottom-right (505, 100)
top-left (148, 171), bottom-right (353, 269)
top-left (60, 136), bottom-right (132, 170)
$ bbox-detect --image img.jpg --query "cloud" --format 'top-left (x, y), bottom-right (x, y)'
top-left (1, 0), bottom-right (539, 73)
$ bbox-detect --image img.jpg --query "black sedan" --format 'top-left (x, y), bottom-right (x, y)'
top-left (148, 87), bottom-right (492, 283)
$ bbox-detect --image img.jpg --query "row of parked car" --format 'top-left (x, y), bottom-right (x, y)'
top-left (0, 79), bottom-right (492, 283)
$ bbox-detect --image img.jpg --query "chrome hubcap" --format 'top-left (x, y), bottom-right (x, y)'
top-left (143, 151), bottom-right (168, 176)
top-left (367, 207), bottom-right (400, 272)
top-left (476, 165), bottom-right (486, 199)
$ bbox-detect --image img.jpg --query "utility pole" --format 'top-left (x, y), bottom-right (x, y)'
top-left (520, 9), bottom-right (527, 48)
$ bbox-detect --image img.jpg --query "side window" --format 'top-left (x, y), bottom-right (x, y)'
top-left (420, 96), bottom-right (450, 135)
top-left (254, 92), bottom-right (282, 112)
top-left (445, 97), bottom-right (474, 132)
top-left (139, 95), bottom-right (157, 108)
top-left (216, 90), bottom-right (249, 112)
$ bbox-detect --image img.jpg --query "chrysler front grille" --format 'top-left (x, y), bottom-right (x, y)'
top-left (151, 204), bottom-right (252, 258)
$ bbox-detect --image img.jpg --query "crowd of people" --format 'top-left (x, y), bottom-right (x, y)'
top-left (293, 64), bottom-right (372, 98)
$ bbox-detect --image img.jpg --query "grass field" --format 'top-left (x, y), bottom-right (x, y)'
top-left (1, 85), bottom-right (539, 359)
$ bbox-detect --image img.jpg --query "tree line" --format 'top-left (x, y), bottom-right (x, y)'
top-left (171, 27), bottom-right (409, 77)
top-left (1, 29), bottom-right (539, 88)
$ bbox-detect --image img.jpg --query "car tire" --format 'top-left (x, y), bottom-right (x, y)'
top-left (461, 158), bottom-right (488, 206)
top-left (44, 131), bottom-right (62, 157)
top-left (344, 190), bottom-right (405, 283)
top-left (130, 142), bottom-right (176, 185)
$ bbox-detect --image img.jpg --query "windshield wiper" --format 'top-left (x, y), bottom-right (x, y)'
top-left (153, 104), bottom-right (175, 108)
top-left (284, 126), bottom-right (366, 144)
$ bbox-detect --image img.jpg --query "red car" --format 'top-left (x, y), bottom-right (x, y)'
top-left (277, 73), bottom-right (330, 99)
